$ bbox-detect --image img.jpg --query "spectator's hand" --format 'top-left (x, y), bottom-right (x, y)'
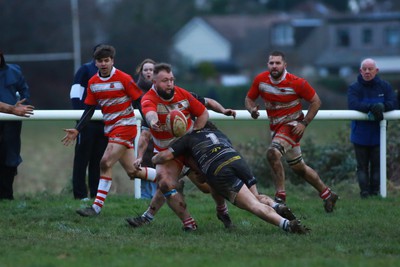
top-left (13, 99), bottom-right (35, 117)
top-left (250, 105), bottom-right (260, 119)
top-left (370, 103), bottom-right (384, 121)
top-left (62, 128), bottom-right (79, 146)
top-left (223, 108), bottom-right (236, 119)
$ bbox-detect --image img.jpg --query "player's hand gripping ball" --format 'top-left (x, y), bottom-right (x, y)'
top-left (166, 109), bottom-right (187, 137)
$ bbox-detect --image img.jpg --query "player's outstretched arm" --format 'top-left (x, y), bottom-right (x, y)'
top-left (145, 111), bottom-right (161, 131)
top-left (205, 97), bottom-right (236, 118)
top-left (62, 129), bottom-right (79, 146)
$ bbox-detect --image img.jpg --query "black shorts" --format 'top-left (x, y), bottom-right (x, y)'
top-left (207, 156), bottom-right (257, 203)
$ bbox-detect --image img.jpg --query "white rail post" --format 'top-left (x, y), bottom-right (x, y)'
top-left (134, 119), bottom-right (142, 199)
top-left (380, 120), bottom-right (387, 198)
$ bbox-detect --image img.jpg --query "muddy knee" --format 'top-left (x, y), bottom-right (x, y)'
top-left (267, 145), bottom-right (282, 162)
top-left (100, 158), bottom-right (113, 173)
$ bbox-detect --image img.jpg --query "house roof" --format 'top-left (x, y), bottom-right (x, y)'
top-left (176, 14), bottom-right (301, 67)
top-left (201, 14), bottom-right (287, 42)
top-left (172, 12), bottom-right (400, 74)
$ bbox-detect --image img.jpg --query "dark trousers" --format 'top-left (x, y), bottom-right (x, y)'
top-left (72, 122), bottom-right (108, 199)
top-left (354, 143), bottom-right (380, 197)
top-left (0, 165), bottom-right (17, 200)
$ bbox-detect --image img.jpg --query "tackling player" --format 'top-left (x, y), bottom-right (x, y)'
top-left (152, 124), bottom-right (310, 234)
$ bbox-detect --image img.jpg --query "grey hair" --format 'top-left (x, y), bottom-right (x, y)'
top-left (360, 58), bottom-right (377, 68)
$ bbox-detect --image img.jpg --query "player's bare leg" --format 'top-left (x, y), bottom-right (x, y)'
top-left (267, 146), bottom-right (286, 201)
top-left (77, 143), bottom-right (125, 216)
top-left (119, 147), bottom-right (156, 182)
top-left (126, 189), bottom-right (165, 227)
top-left (188, 170), bottom-right (233, 228)
top-left (248, 184), bottom-right (296, 220)
top-left (290, 161), bottom-right (326, 192)
top-left (234, 185), bottom-right (309, 234)
top-left (290, 161), bottom-right (339, 212)
top-left (157, 160), bottom-right (197, 230)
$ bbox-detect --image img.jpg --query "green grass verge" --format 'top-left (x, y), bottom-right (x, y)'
top-left (1, 183), bottom-right (399, 267)
top-left (15, 120), bottom-right (350, 196)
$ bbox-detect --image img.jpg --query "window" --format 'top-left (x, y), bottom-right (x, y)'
top-left (362, 28), bottom-right (372, 45)
top-left (336, 29), bottom-right (350, 47)
top-left (385, 27), bottom-right (400, 47)
top-left (271, 24), bottom-right (294, 46)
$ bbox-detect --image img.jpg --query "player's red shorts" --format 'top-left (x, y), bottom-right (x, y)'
top-left (107, 125), bottom-right (137, 149)
top-left (272, 121), bottom-right (303, 148)
top-left (270, 121), bottom-right (304, 163)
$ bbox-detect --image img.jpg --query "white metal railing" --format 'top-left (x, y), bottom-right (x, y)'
top-left (1, 109), bottom-right (399, 198)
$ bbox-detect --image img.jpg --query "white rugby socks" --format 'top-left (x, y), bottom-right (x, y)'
top-left (92, 176), bottom-right (112, 213)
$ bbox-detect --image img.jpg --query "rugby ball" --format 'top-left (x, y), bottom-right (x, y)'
top-left (166, 109), bottom-right (187, 137)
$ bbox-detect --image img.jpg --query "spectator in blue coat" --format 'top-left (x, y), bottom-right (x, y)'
top-left (69, 45), bottom-right (108, 200)
top-left (0, 51), bottom-right (34, 200)
top-left (348, 58), bottom-right (397, 198)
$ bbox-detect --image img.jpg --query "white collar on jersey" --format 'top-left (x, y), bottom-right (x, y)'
top-left (269, 69), bottom-right (287, 84)
top-left (98, 67), bottom-right (116, 81)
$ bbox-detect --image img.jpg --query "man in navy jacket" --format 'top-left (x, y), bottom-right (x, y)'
top-left (348, 58), bottom-right (397, 198)
top-left (0, 51), bottom-right (34, 200)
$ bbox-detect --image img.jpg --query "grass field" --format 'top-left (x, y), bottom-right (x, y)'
top-left (3, 119), bottom-right (398, 266)
top-left (1, 183), bottom-right (399, 267)
top-left (0, 121), bottom-right (400, 267)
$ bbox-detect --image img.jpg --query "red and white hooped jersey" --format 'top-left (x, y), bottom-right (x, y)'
top-left (85, 67), bottom-right (142, 135)
top-left (141, 86), bottom-right (206, 151)
top-left (247, 70), bottom-right (316, 131)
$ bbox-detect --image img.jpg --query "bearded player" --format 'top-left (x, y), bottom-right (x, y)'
top-left (129, 92), bottom-right (237, 229)
top-left (139, 63), bottom-right (208, 231)
top-left (245, 50), bottom-right (338, 212)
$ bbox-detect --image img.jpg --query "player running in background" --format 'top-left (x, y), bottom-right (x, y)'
top-left (245, 50), bottom-right (338, 212)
